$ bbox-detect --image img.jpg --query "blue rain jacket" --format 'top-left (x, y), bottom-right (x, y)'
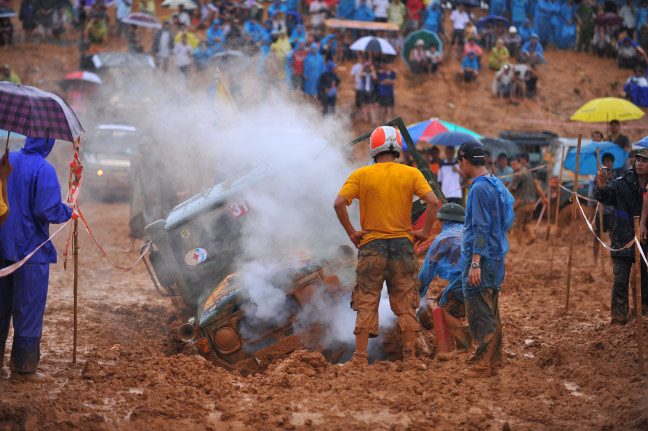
top-left (461, 54), bottom-right (479, 70)
top-left (548, 0), bottom-right (561, 44)
top-left (0, 138), bottom-right (72, 264)
top-left (337, 0), bottom-right (355, 19)
top-left (290, 24), bottom-right (306, 46)
top-left (320, 34), bottom-right (338, 54)
top-left (519, 20), bottom-right (533, 42)
top-left (268, 2), bottom-right (287, 17)
top-left (510, 0), bottom-right (528, 26)
top-left (521, 39), bottom-right (545, 62)
top-left (424, 5), bottom-right (442, 32)
top-left (353, 6), bottom-right (375, 22)
top-left (489, 0), bottom-right (506, 17)
top-left (418, 221), bottom-right (464, 305)
top-left (303, 46), bottom-right (326, 95)
top-left (559, 2), bottom-right (576, 49)
top-left (206, 24), bottom-right (226, 54)
top-left (533, 0), bottom-right (552, 43)
top-left (636, 6), bottom-right (648, 33)
top-left (461, 175), bottom-right (514, 298)
top-left (244, 20), bottom-right (264, 43)
top-left (285, 0), bottom-right (298, 11)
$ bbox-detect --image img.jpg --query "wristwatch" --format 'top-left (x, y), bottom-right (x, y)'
top-left (471, 262), bottom-right (481, 269)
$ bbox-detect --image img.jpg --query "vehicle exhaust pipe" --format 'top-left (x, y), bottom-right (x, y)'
top-left (178, 317), bottom-right (197, 342)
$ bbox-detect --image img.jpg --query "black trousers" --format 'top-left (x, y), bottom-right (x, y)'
top-left (611, 256), bottom-right (648, 320)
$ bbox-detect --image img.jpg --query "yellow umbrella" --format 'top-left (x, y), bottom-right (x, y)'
top-left (174, 31), bottom-right (200, 49)
top-left (570, 97), bottom-right (645, 122)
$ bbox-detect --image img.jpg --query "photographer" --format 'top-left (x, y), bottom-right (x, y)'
top-left (595, 148), bottom-right (648, 325)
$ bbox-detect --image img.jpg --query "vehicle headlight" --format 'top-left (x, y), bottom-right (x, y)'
top-left (212, 327), bottom-right (240, 354)
top-left (97, 169), bottom-right (104, 176)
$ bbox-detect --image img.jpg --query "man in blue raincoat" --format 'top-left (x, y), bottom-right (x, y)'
top-left (337, 0), bottom-right (355, 20)
top-left (489, 0), bottom-right (507, 17)
top-left (303, 42), bottom-right (325, 96)
top-left (424, 2), bottom-right (442, 33)
top-left (521, 33), bottom-right (545, 67)
top-left (418, 203), bottom-right (472, 354)
top-left (353, 0), bottom-right (375, 22)
top-left (510, 0), bottom-right (528, 29)
top-left (533, 0), bottom-right (552, 44)
top-left (206, 19), bottom-right (226, 55)
top-left (243, 16), bottom-right (264, 44)
top-left (0, 137), bottom-right (72, 379)
top-left (456, 141), bottom-right (514, 378)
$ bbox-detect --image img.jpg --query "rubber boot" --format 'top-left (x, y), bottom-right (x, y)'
top-left (349, 331), bottom-right (369, 367)
top-left (401, 331), bottom-right (417, 363)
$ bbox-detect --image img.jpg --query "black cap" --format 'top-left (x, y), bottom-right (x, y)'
top-left (455, 141), bottom-right (484, 163)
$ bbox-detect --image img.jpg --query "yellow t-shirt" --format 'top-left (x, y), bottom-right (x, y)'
top-left (0, 181), bottom-right (6, 217)
top-left (338, 162), bottom-right (432, 247)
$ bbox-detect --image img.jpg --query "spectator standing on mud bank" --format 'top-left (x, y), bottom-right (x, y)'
top-left (334, 126), bottom-right (439, 366)
top-left (0, 137), bottom-right (72, 380)
top-left (153, 21), bottom-right (174, 71)
top-left (438, 146), bottom-right (463, 205)
top-left (608, 119), bottom-right (631, 151)
top-left (597, 148), bottom-right (648, 325)
top-left (508, 155), bottom-right (547, 245)
top-left (174, 34), bottom-right (193, 77)
top-left (456, 141), bottom-right (514, 377)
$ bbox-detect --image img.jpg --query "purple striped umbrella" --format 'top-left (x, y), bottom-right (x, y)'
top-left (0, 82), bottom-right (84, 142)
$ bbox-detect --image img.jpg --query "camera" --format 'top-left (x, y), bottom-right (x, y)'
top-left (601, 166), bottom-right (610, 174)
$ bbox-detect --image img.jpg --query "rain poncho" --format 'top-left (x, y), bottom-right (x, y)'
top-left (489, 0), bottom-right (507, 17)
top-left (461, 175), bottom-right (514, 298)
top-left (244, 20), bottom-right (264, 43)
top-left (0, 137), bottom-right (72, 264)
top-left (522, 38), bottom-right (545, 62)
top-left (206, 21), bottom-right (226, 55)
top-left (461, 54), bottom-right (479, 70)
top-left (548, 0), bottom-right (561, 44)
top-left (285, 0), bottom-right (298, 12)
top-left (303, 44), bottom-right (326, 95)
top-left (519, 19), bottom-right (533, 42)
top-left (559, 1), bottom-right (576, 50)
top-left (353, 5), bottom-right (375, 21)
top-left (418, 221), bottom-right (464, 304)
top-left (510, 0), bottom-right (528, 27)
top-left (636, 5), bottom-right (648, 37)
top-left (290, 24), bottom-right (306, 46)
top-left (337, 0), bottom-right (355, 19)
top-left (267, 1), bottom-right (287, 17)
top-left (0, 137), bottom-right (72, 373)
top-left (533, 0), bottom-right (552, 44)
top-left (424, 4), bottom-right (442, 33)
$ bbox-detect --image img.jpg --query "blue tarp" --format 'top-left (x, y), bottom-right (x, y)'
top-left (418, 221), bottom-right (464, 305)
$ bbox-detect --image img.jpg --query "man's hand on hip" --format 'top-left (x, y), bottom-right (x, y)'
top-left (348, 230), bottom-right (369, 248)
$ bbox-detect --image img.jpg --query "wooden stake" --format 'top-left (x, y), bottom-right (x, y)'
top-left (565, 136), bottom-right (582, 313)
top-left (73, 217), bottom-right (78, 365)
top-left (545, 159), bottom-right (553, 240)
top-left (548, 146), bottom-right (566, 285)
top-left (634, 216), bottom-right (644, 374)
top-left (596, 147), bottom-right (605, 261)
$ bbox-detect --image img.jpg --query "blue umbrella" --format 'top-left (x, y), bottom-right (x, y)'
top-left (636, 136), bottom-right (648, 147)
top-left (563, 141), bottom-right (628, 175)
top-left (428, 132), bottom-right (480, 147)
top-left (475, 16), bottom-right (510, 32)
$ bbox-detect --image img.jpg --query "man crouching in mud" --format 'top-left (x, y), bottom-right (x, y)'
top-left (334, 126), bottom-right (439, 366)
top-left (456, 142), bottom-right (514, 378)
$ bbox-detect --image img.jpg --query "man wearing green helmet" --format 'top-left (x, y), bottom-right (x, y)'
top-left (418, 203), bottom-right (472, 355)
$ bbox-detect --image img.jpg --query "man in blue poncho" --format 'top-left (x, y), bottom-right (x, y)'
top-left (353, 0), bottom-right (375, 22)
top-left (533, 0), bottom-right (552, 44)
top-left (290, 23), bottom-right (306, 47)
top-left (455, 141), bottom-right (514, 378)
top-left (337, 0), bottom-right (355, 20)
top-left (243, 16), bottom-right (264, 44)
top-left (461, 51), bottom-right (479, 82)
top-left (206, 19), bottom-right (226, 55)
top-left (418, 203), bottom-right (472, 355)
top-left (510, 0), bottom-right (528, 29)
top-left (0, 137), bottom-right (73, 380)
top-left (424, 2), bottom-right (442, 33)
top-left (303, 42), bottom-right (325, 96)
top-left (489, 0), bottom-right (507, 17)
top-left (521, 33), bottom-right (545, 67)
top-left (267, 0), bottom-right (286, 17)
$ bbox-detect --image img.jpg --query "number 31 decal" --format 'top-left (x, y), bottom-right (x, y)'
top-left (229, 201), bottom-right (250, 218)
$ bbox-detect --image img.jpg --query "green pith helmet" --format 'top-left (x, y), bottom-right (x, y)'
top-left (437, 203), bottom-right (465, 223)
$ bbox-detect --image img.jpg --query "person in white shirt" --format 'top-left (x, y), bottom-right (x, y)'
top-left (620, 0), bottom-right (636, 40)
top-left (173, 4), bottom-right (192, 28)
top-left (309, 0), bottom-right (328, 27)
top-left (350, 54), bottom-right (365, 118)
top-left (373, 0), bottom-right (389, 22)
top-left (173, 33), bottom-right (193, 76)
top-left (437, 146), bottom-right (464, 205)
top-left (449, 4), bottom-right (472, 47)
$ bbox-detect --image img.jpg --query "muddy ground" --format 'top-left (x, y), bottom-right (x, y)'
top-left (0, 200), bottom-right (647, 431)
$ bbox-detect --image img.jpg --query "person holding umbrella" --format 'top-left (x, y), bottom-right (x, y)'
top-left (0, 137), bottom-right (72, 380)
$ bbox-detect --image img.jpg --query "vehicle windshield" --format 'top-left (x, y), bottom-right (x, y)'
top-left (87, 129), bottom-right (139, 156)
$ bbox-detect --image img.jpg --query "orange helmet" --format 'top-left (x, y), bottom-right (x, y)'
top-left (369, 126), bottom-right (402, 159)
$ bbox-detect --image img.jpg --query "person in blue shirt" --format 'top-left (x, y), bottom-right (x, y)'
top-left (303, 42), bottom-right (326, 96)
top-left (521, 33), bottom-right (545, 67)
top-left (418, 203), bottom-right (472, 355)
top-left (267, 0), bottom-right (286, 17)
top-left (0, 137), bottom-right (73, 379)
top-left (206, 19), bottom-right (226, 55)
top-left (243, 16), bottom-right (264, 44)
top-left (510, 0), bottom-right (528, 30)
top-left (461, 51), bottom-right (479, 82)
top-left (376, 62), bottom-right (396, 122)
top-left (424, 2), bottom-right (442, 33)
top-left (353, 0), bottom-right (375, 22)
top-left (455, 141), bottom-right (514, 377)
top-left (290, 23), bottom-right (306, 47)
top-left (193, 41), bottom-right (211, 70)
top-left (337, 0), bottom-right (355, 20)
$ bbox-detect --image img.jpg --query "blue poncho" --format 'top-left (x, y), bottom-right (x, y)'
top-left (418, 222), bottom-right (464, 304)
top-left (303, 45), bottom-right (325, 95)
top-left (424, 5), bottom-right (442, 33)
top-left (521, 38), bottom-right (545, 62)
top-left (489, 0), bottom-right (507, 17)
top-left (461, 54), bottom-right (479, 70)
top-left (510, 0), bottom-right (528, 26)
top-left (533, 0), bottom-right (552, 43)
top-left (519, 20), bottom-right (533, 42)
top-left (558, 2), bottom-right (576, 49)
top-left (290, 24), bottom-right (306, 46)
top-left (337, 0), bottom-right (355, 19)
top-left (353, 6), bottom-right (375, 22)
top-left (461, 175), bottom-right (514, 298)
top-left (0, 137), bottom-right (72, 264)
top-left (206, 22), bottom-right (226, 54)
top-left (244, 20), bottom-right (264, 43)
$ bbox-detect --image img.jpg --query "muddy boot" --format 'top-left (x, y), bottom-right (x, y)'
top-left (348, 331), bottom-right (369, 367)
top-left (9, 371), bottom-right (50, 383)
top-left (464, 363), bottom-right (492, 378)
top-left (456, 327), bottom-right (473, 352)
top-left (401, 331), bottom-right (417, 364)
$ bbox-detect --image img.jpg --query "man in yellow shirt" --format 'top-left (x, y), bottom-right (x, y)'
top-left (334, 126), bottom-right (439, 365)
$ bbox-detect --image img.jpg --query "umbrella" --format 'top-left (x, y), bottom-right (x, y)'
top-left (350, 36), bottom-right (397, 55)
top-left (593, 12), bottom-right (623, 27)
top-left (636, 136), bottom-right (648, 147)
top-left (563, 141), bottom-right (628, 175)
top-left (122, 12), bottom-right (162, 29)
top-left (453, 0), bottom-right (480, 7)
top-left (91, 52), bottom-right (156, 70)
top-left (407, 118), bottom-right (482, 143)
top-left (62, 70), bottom-right (103, 85)
top-left (475, 16), bottom-right (510, 32)
top-left (0, 6), bottom-right (17, 18)
top-left (0, 82), bottom-right (84, 142)
top-left (428, 132), bottom-right (481, 148)
top-left (570, 97), bottom-right (645, 122)
top-left (161, 0), bottom-right (197, 9)
top-left (401, 30), bottom-right (442, 70)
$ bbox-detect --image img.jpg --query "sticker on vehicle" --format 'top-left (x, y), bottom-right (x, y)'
top-left (181, 229), bottom-right (191, 239)
top-left (185, 248), bottom-right (207, 266)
